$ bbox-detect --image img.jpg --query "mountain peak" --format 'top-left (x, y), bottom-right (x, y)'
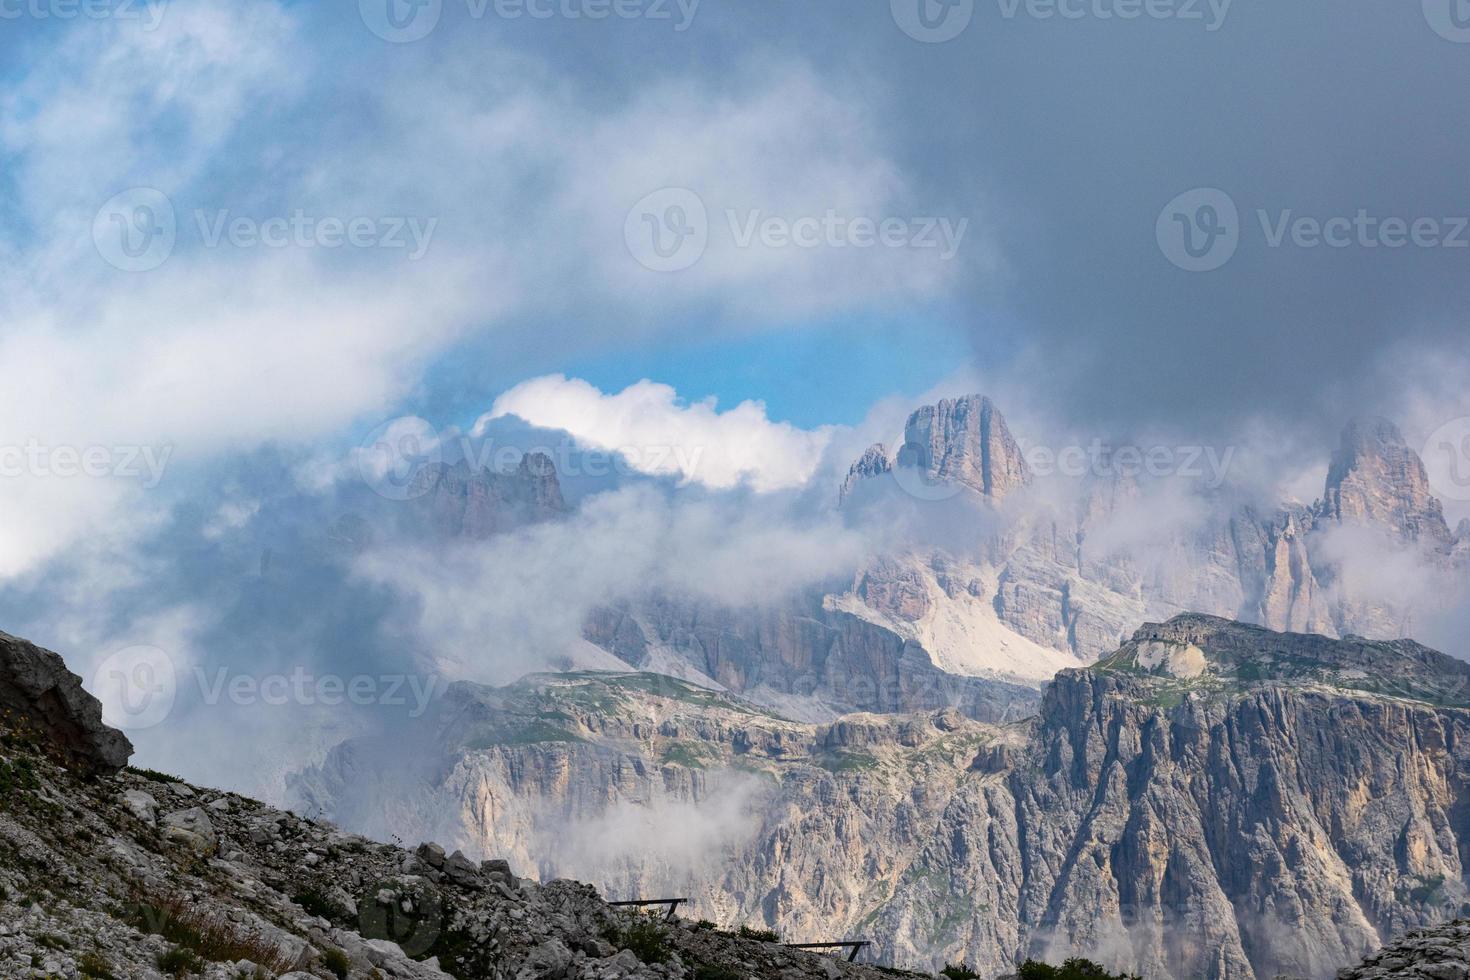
top-left (1320, 416), bottom-right (1451, 546)
top-left (838, 442), bottom-right (892, 504)
top-left (411, 453), bottom-right (566, 539)
top-left (894, 394), bottom-right (1031, 501)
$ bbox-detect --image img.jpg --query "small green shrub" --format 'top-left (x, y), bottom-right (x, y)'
top-left (0, 758), bottom-right (39, 798)
top-left (78, 951), bottom-right (117, 980)
top-left (322, 947), bottom-right (351, 978)
top-left (292, 888), bottom-right (338, 920)
top-left (617, 917), bottom-right (671, 963)
top-left (1016, 958), bottom-right (1142, 980)
top-left (738, 924), bottom-right (780, 943)
top-left (941, 964), bottom-right (980, 980)
top-left (157, 946), bottom-right (204, 976)
top-left (130, 896), bottom-right (295, 973)
top-left (127, 766), bottom-right (184, 784)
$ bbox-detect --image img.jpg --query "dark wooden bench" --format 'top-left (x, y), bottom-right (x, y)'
top-left (607, 898), bottom-right (687, 922)
top-left (786, 940), bottom-right (872, 962)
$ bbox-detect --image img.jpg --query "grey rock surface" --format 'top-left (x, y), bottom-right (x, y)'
top-left (0, 628), bottom-right (131, 775)
top-left (839, 443), bottom-right (893, 505)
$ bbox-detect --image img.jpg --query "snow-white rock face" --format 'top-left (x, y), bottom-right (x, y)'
top-left (827, 553), bottom-right (1083, 683)
top-left (1133, 639), bottom-right (1208, 678)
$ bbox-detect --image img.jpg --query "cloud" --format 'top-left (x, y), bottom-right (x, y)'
top-left (549, 64), bottom-right (982, 317)
top-left (354, 481), bottom-right (873, 686)
top-left (0, 4), bottom-right (955, 580)
top-left (483, 376), bottom-right (835, 492)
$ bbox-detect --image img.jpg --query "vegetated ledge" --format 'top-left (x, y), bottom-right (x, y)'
top-left (1089, 613), bottom-right (1470, 708)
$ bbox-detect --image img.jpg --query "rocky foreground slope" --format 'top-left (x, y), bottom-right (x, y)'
top-left (298, 615), bottom-right (1470, 980)
top-left (1334, 918), bottom-right (1470, 979)
top-left (0, 631), bottom-right (923, 980)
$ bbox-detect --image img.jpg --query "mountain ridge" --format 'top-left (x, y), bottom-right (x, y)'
top-left (296, 614), bottom-right (1470, 979)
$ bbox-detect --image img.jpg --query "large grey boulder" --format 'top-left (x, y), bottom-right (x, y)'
top-left (0, 630), bottom-right (132, 775)
top-left (161, 806), bottom-right (218, 856)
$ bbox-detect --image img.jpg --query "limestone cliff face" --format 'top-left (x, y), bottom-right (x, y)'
top-left (410, 399), bottom-right (1467, 717)
top-left (295, 616), bottom-right (1470, 980)
top-left (1322, 417), bottom-right (1453, 548)
top-left (895, 395), bottom-right (1031, 502)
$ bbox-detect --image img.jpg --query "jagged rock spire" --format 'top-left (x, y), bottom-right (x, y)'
top-left (1320, 416), bottom-right (1452, 546)
top-left (896, 395), bottom-right (1031, 501)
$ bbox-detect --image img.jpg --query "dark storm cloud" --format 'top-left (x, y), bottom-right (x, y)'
top-left (422, 0), bottom-right (1469, 440)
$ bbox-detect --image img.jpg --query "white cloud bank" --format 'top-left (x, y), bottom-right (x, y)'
top-left (482, 376), bottom-right (834, 492)
top-left (0, 0), bottom-right (965, 579)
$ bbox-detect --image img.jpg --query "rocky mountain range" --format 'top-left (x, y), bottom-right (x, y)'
top-left (836, 398), bottom-right (1469, 673)
top-left (292, 614), bottom-right (1470, 980)
top-left (463, 395), bottom-right (1466, 727)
